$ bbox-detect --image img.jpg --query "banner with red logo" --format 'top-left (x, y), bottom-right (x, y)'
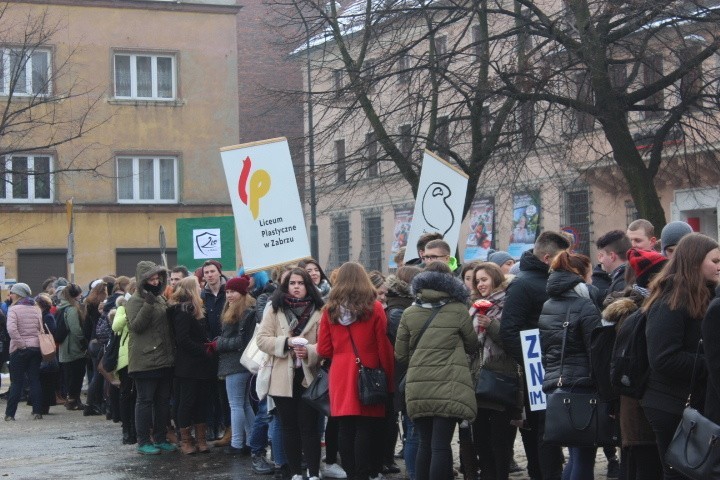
top-left (220, 138), bottom-right (310, 272)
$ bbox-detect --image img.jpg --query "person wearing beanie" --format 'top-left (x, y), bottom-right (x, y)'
top-left (626, 248), bottom-right (667, 290)
top-left (4, 282), bottom-right (44, 421)
top-left (660, 221), bottom-right (693, 258)
top-left (487, 251), bottom-right (515, 275)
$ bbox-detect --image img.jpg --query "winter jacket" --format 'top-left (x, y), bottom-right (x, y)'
top-left (7, 298), bottom-right (42, 353)
top-left (500, 249), bottom-right (552, 366)
top-left (111, 305), bottom-right (130, 372)
top-left (538, 270), bottom-right (601, 392)
top-left (126, 261), bottom-right (175, 374)
top-left (58, 302), bottom-right (87, 363)
top-left (216, 307), bottom-right (256, 377)
top-left (170, 303), bottom-right (217, 380)
top-left (395, 271), bottom-right (479, 422)
top-left (254, 283), bottom-right (277, 324)
top-left (317, 301), bottom-right (395, 418)
top-left (642, 290), bottom-right (707, 416)
top-left (703, 296), bottom-right (720, 425)
top-left (385, 275), bottom-right (414, 346)
top-left (256, 305), bottom-right (320, 398)
top-left (203, 280), bottom-right (226, 339)
top-left (602, 294), bottom-right (656, 447)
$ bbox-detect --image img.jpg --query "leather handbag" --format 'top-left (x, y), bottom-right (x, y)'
top-left (665, 340), bottom-right (720, 479)
top-left (348, 327), bottom-right (387, 406)
top-left (543, 303), bottom-right (618, 447)
top-left (475, 368), bottom-right (519, 406)
top-left (38, 318), bottom-right (56, 362)
top-left (302, 367), bottom-right (330, 416)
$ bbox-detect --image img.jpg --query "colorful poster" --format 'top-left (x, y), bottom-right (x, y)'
top-left (508, 192), bottom-right (540, 259)
top-left (389, 208), bottom-right (413, 268)
top-left (521, 328), bottom-right (547, 411)
top-left (463, 198), bottom-right (494, 262)
top-left (220, 138), bottom-right (311, 272)
top-left (176, 216), bottom-right (236, 271)
top-left (403, 151), bottom-right (469, 263)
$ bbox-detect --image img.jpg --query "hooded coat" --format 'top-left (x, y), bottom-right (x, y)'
top-left (395, 271), bottom-right (479, 422)
top-left (538, 270), bottom-right (601, 392)
top-left (125, 261), bottom-right (175, 374)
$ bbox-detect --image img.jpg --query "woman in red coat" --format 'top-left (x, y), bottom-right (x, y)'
top-left (317, 262), bottom-right (395, 480)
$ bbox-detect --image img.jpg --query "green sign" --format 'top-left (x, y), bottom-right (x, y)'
top-left (176, 216), bottom-right (236, 271)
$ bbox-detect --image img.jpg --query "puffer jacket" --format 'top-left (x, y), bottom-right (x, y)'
top-left (111, 305), bottom-right (130, 372)
top-left (58, 302), bottom-right (87, 363)
top-left (7, 297), bottom-right (42, 353)
top-left (216, 306), bottom-right (256, 377)
top-left (126, 261), bottom-right (175, 374)
top-left (538, 270), bottom-right (601, 392)
top-left (396, 271), bottom-right (479, 422)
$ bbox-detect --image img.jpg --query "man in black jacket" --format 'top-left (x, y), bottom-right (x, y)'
top-left (500, 231), bottom-right (570, 480)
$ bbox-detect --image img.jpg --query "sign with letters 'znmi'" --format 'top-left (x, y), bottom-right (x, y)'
top-left (521, 328), bottom-right (547, 411)
top-left (220, 137), bottom-right (311, 273)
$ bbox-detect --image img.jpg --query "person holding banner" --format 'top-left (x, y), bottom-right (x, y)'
top-left (256, 268), bottom-right (324, 480)
top-left (538, 252), bottom-right (602, 480)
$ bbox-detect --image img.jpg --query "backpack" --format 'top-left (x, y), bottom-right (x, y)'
top-left (102, 332), bottom-right (121, 373)
top-left (53, 307), bottom-right (69, 343)
top-left (610, 309), bottom-right (650, 398)
top-left (590, 325), bottom-right (618, 401)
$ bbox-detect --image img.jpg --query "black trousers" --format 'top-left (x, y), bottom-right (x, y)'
top-left (118, 368), bottom-right (136, 433)
top-left (474, 407), bottom-right (516, 480)
top-left (62, 358), bottom-right (86, 400)
top-left (338, 415), bottom-right (384, 478)
top-left (414, 416), bottom-right (457, 480)
top-left (272, 370), bottom-right (321, 477)
top-left (520, 408), bottom-right (564, 480)
top-left (134, 372), bottom-right (172, 446)
top-left (324, 416), bottom-right (340, 464)
top-left (382, 394), bottom-right (399, 466)
top-left (623, 444), bottom-right (663, 480)
top-left (642, 406), bottom-right (684, 480)
top-left (175, 377), bottom-right (214, 428)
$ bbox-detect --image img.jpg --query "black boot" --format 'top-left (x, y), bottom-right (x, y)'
top-left (122, 425), bottom-right (132, 445)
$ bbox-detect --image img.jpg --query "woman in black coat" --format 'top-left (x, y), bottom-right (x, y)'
top-left (643, 233), bottom-right (720, 479)
top-left (538, 252), bottom-right (602, 480)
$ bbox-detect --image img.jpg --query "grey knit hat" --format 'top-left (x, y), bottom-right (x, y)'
top-left (10, 282), bottom-right (32, 298)
top-left (488, 251), bottom-right (514, 267)
top-left (660, 221), bottom-right (693, 256)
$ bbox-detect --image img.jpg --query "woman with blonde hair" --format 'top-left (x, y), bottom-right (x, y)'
top-left (214, 275), bottom-right (257, 454)
top-left (317, 262), bottom-right (395, 480)
top-left (169, 275), bottom-right (215, 454)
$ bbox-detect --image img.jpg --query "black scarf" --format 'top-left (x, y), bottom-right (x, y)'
top-left (283, 294), bottom-right (314, 336)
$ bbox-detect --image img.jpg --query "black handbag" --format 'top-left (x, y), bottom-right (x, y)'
top-left (397, 305), bottom-right (442, 405)
top-left (543, 303), bottom-right (618, 447)
top-left (665, 340), bottom-right (720, 479)
top-left (348, 327), bottom-right (387, 406)
top-left (475, 368), bottom-right (519, 406)
top-left (302, 367), bottom-right (330, 417)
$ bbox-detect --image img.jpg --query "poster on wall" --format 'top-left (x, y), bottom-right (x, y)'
top-left (463, 198), bottom-right (495, 262)
top-left (176, 216), bottom-right (237, 271)
top-left (403, 151), bottom-right (469, 263)
top-left (220, 137), bottom-right (311, 272)
top-left (508, 192), bottom-right (540, 259)
top-left (389, 207), bottom-right (413, 269)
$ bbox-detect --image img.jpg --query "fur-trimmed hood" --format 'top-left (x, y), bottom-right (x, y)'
top-left (601, 297), bottom-right (638, 324)
top-left (411, 271), bottom-right (469, 305)
top-left (385, 274), bottom-right (412, 298)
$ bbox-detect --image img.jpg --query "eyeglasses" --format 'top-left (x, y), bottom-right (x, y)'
top-left (422, 254), bottom-right (449, 262)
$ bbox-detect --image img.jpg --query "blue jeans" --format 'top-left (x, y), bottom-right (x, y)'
top-left (403, 414), bottom-right (419, 480)
top-left (5, 348), bottom-right (42, 417)
top-left (249, 397), bottom-right (271, 455)
top-left (270, 410), bottom-right (287, 465)
top-left (226, 372), bottom-right (255, 448)
top-left (562, 446), bottom-right (596, 480)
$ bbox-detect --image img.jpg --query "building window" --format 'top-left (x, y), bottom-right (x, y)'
top-left (335, 139), bottom-right (346, 184)
top-left (519, 102), bottom-right (535, 149)
top-left (333, 68), bottom-right (344, 96)
top-left (575, 72), bottom-right (594, 132)
top-left (399, 124), bottom-right (412, 160)
top-left (680, 48), bottom-right (702, 106)
top-left (563, 189), bottom-right (591, 256)
top-left (116, 156), bottom-right (177, 203)
top-left (362, 213), bottom-right (383, 272)
top-left (362, 58), bottom-right (376, 92)
top-left (472, 25), bottom-right (483, 62)
top-left (625, 200), bottom-right (639, 226)
top-left (114, 53), bottom-right (175, 100)
top-left (0, 155), bottom-right (53, 202)
top-left (397, 53), bottom-right (410, 84)
top-left (643, 54), bottom-right (664, 119)
top-left (366, 132), bottom-right (378, 178)
top-left (332, 216), bottom-right (351, 267)
top-left (0, 48), bottom-right (51, 96)
top-left (434, 36), bottom-right (448, 70)
top-left (437, 116), bottom-right (450, 152)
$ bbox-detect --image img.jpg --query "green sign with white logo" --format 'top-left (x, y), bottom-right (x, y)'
top-left (176, 216), bottom-right (236, 271)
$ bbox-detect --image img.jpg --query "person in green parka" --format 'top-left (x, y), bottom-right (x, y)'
top-left (58, 283), bottom-right (88, 411)
top-left (395, 261), bottom-right (479, 480)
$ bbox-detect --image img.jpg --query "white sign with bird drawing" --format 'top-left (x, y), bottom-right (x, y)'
top-left (403, 151), bottom-right (469, 263)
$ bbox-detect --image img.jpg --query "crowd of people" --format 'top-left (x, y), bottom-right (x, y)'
top-left (1, 217), bottom-right (719, 480)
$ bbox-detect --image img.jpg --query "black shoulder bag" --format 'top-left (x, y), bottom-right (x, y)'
top-left (397, 306), bottom-right (442, 406)
top-left (348, 326), bottom-right (388, 406)
top-left (665, 339), bottom-right (720, 480)
top-left (544, 300), bottom-right (618, 447)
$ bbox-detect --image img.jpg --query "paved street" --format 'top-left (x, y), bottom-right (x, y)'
top-left (1, 375), bottom-right (614, 479)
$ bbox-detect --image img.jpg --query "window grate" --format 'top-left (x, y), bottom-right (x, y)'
top-left (625, 201), bottom-right (639, 226)
top-left (564, 190), bottom-right (591, 256)
top-left (362, 214), bottom-right (383, 272)
top-left (331, 217), bottom-right (351, 268)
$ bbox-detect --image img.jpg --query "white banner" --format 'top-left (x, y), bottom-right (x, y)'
top-left (220, 138), bottom-right (311, 272)
top-left (404, 151), bottom-right (469, 263)
top-left (521, 328), bottom-right (547, 411)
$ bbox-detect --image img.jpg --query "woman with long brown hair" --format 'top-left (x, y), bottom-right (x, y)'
top-left (58, 283), bottom-right (88, 411)
top-left (169, 275), bottom-right (215, 454)
top-left (317, 262), bottom-right (395, 480)
top-left (641, 233), bottom-right (720, 479)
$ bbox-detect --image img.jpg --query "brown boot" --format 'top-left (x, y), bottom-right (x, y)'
top-left (179, 427), bottom-right (196, 455)
top-left (194, 424), bottom-right (211, 453)
top-left (213, 426), bottom-right (231, 447)
top-left (166, 426), bottom-right (178, 445)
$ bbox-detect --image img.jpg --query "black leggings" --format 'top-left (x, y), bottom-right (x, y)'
top-left (474, 407), bottom-right (516, 480)
top-left (414, 416), bottom-right (458, 480)
top-left (642, 406), bottom-right (684, 480)
top-left (338, 415), bottom-right (384, 478)
top-left (175, 377), bottom-right (214, 428)
top-left (62, 358), bottom-right (86, 400)
top-left (623, 445), bottom-right (663, 480)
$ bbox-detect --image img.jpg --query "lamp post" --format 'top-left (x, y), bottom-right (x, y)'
top-left (304, 15), bottom-right (319, 260)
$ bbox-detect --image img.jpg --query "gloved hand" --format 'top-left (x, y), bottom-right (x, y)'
top-left (143, 292), bottom-right (156, 304)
